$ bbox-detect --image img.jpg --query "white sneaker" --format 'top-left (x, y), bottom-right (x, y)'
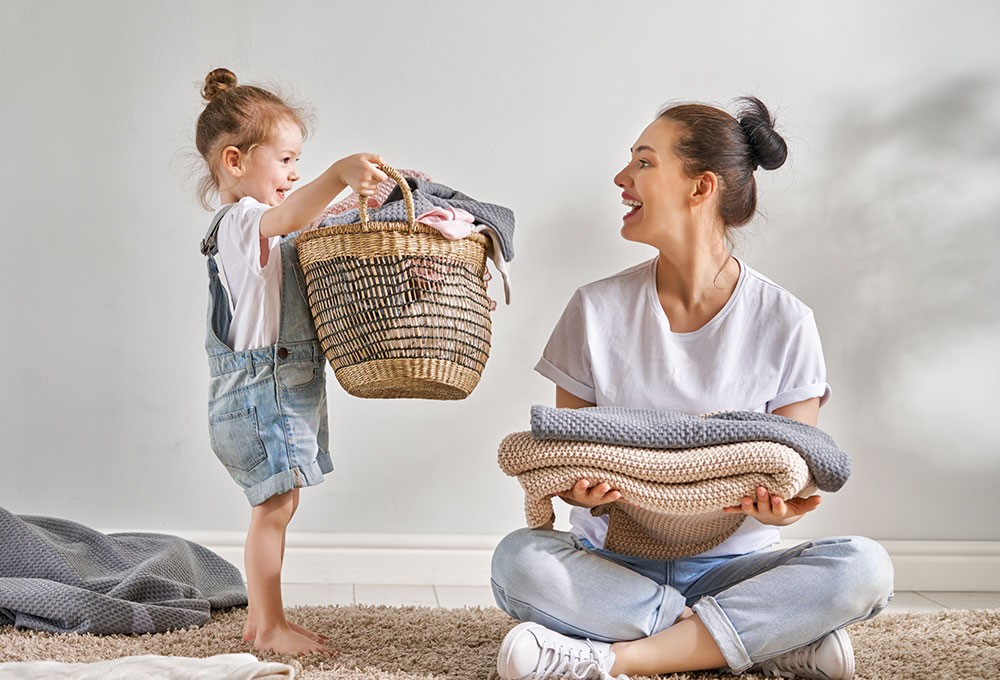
top-left (757, 628), bottom-right (855, 679)
top-left (496, 621), bottom-right (629, 679)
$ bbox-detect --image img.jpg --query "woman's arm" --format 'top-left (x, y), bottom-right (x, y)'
top-left (555, 386), bottom-right (595, 409)
top-left (773, 396), bottom-right (820, 426)
top-left (725, 396), bottom-right (824, 525)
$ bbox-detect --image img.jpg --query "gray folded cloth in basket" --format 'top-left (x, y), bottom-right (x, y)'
top-left (319, 178), bottom-right (516, 262)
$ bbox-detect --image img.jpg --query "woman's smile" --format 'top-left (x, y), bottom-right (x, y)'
top-left (622, 192), bottom-right (643, 220)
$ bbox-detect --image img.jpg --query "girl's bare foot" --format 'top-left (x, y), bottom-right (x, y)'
top-left (243, 626), bottom-right (255, 642)
top-left (244, 610), bottom-right (330, 643)
top-left (243, 606), bottom-right (256, 643)
top-left (289, 620), bottom-right (331, 642)
top-left (254, 625), bottom-right (335, 656)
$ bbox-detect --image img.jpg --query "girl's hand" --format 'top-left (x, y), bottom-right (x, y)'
top-left (723, 486), bottom-right (822, 526)
top-left (556, 479), bottom-right (622, 509)
top-left (335, 153), bottom-right (387, 196)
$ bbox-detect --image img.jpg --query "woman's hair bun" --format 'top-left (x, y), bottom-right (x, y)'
top-left (201, 68), bottom-right (238, 102)
top-left (736, 96), bottom-right (787, 171)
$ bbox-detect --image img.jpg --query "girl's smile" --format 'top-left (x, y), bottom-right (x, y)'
top-left (221, 117), bottom-right (303, 207)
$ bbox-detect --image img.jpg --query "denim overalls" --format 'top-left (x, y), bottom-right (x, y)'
top-left (201, 205), bottom-right (332, 506)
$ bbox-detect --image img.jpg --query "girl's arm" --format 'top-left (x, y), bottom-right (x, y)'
top-left (260, 153), bottom-right (386, 238)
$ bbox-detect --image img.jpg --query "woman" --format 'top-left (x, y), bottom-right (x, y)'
top-left (491, 97), bottom-right (893, 680)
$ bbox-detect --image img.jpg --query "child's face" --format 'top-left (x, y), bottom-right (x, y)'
top-left (236, 118), bottom-right (303, 207)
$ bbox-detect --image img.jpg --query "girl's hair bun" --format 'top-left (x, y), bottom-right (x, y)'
top-left (736, 96), bottom-right (787, 171)
top-left (202, 68), bottom-right (238, 102)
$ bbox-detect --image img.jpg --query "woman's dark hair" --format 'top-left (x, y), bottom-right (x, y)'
top-left (656, 96), bottom-right (787, 227)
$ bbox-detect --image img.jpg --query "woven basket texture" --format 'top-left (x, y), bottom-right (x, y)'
top-left (296, 166), bottom-right (492, 399)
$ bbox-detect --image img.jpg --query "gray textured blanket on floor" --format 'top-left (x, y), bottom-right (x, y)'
top-left (0, 507), bottom-right (247, 635)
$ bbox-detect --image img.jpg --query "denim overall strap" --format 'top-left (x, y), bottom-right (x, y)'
top-left (200, 203), bottom-right (235, 258)
top-left (203, 204), bottom-right (238, 361)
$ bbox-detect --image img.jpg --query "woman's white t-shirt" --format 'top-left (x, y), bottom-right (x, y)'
top-left (534, 257), bottom-right (830, 557)
top-left (214, 197), bottom-right (283, 352)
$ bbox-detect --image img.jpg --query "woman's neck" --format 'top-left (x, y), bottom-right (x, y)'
top-left (654, 232), bottom-right (739, 332)
top-left (655, 228), bottom-right (735, 301)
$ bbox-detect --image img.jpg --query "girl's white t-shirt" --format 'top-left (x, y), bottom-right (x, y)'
top-left (534, 256), bottom-right (830, 557)
top-left (214, 197), bottom-right (283, 352)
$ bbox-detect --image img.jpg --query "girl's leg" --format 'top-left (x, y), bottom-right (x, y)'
top-left (244, 489), bottom-right (331, 655)
top-left (244, 489), bottom-right (330, 644)
top-left (491, 528), bottom-right (688, 642)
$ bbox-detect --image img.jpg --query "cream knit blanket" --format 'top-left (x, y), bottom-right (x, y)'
top-left (498, 433), bottom-right (814, 559)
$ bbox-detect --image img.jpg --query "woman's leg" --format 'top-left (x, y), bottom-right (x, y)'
top-left (614, 536), bottom-right (893, 674)
top-left (491, 528), bottom-right (688, 642)
top-left (494, 530), bottom-right (890, 677)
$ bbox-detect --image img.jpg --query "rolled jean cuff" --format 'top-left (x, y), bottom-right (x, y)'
top-left (692, 595), bottom-right (752, 673)
top-left (651, 587), bottom-right (689, 637)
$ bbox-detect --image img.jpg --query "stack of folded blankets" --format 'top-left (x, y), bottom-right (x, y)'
top-left (498, 406), bottom-right (853, 559)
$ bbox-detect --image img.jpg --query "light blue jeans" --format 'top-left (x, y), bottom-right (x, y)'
top-left (490, 528), bottom-right (893, 673)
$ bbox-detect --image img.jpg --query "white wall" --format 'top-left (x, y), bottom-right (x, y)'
top-left (1, 0), bottom-right (998, 547)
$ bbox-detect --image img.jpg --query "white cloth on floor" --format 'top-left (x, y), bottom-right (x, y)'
top-left (0, 653), bottom-right (295, 679)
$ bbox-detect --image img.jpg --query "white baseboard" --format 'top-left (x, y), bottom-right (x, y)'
top-left (165, 531), bottom-right (1000, 592)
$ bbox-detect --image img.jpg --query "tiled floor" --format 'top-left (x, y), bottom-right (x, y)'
top-left (283, 584), bottom-right (1000, 612)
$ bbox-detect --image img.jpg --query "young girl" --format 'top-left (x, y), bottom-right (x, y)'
top-left (194, 67), bottom-right (386, 655)
top-left (490, 98), bottom-right (894, 679)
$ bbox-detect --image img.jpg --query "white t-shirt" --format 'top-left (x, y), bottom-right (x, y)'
top-left (535, 256), bottom-right (830, 557)
top-left (214, 197), bottom-right (283, 351)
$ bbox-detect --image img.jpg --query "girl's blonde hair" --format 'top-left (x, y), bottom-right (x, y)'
top-left (194, 68), bottom-right (310, 209)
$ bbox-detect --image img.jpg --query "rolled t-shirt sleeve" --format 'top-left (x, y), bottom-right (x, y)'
top-left (534, 290), bottom-right (597, 403)
top-left (767, 310), bottom-right (831, 412)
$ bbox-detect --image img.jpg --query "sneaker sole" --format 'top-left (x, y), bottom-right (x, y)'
top-left (496, 621), bottom-right (541, 680)
top-left (830, 628), bottom-right (856, 679)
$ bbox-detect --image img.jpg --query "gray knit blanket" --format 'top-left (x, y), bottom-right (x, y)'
top-left (530, 406), bottom-right (851, 492)
top-left (0, 507), bottom-right (247, 635)
top-left (319, 178), bottom-right (515, 262)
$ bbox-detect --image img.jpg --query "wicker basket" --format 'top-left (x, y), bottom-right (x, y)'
top-left (295, 166), bottom-right (493, 400)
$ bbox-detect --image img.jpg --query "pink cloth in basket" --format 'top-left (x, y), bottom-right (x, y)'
top-left (415, 206), bottom-right (476, 239)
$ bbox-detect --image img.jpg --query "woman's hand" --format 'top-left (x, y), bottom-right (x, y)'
top-left (556, 479), bottom-right (622, 508)
top-left (723, 486), bottom-right (822, 526)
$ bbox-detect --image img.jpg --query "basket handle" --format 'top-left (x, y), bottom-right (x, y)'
top-left (358, 164), bottom-right (416, 232)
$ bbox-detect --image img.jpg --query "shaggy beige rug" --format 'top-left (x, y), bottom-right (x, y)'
top-left (1, 605), bottom-right (998, 679)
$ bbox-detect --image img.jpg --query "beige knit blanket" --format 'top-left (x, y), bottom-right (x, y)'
top-left (498, 432), bottom-right (814, 559)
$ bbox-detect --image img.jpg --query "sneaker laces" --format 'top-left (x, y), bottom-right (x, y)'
top-left (758, 639), bottom-right (823, 678)
top-left (534, 639), bottom-right (624, 679)
top-left (571, 658), bottom-right (630, 680)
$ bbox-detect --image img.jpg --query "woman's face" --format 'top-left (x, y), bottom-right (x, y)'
top-left (613, 118), bottom-right (696, 246)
